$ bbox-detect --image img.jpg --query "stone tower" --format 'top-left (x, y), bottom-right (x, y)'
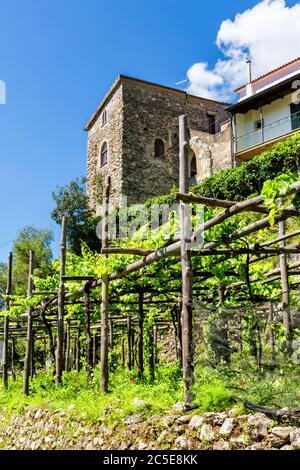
top-left (85, 75), bottom-right (230, 211)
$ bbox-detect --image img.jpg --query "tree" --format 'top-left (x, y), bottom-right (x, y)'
top-left (12, 226), bottom-right (54, 294)
top-left (51, 177), bottom-right (100, 255)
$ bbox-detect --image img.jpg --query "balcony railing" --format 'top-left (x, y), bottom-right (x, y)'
top-left (235, 111), bottom-right (300, 154)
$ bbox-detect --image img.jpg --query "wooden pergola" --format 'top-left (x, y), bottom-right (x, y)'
top-left (1, 115), bottom-right (300, 410)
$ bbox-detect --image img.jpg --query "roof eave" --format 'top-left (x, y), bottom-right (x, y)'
top-left (227, 72), bottom-right (300, 114)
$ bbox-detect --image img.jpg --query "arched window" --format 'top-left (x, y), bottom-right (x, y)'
top-left (100, 142), bottom-right (108, 166)
top-left (154, 138), bottom-right (165, 158)
top-left (190, 155), bottom-right (197, 178)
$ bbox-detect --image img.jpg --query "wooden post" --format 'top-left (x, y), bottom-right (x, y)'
top-left (239, 313), bottom-right (243, 353)
top-left (65, 319), bottom-right (71, 372)
top-left (100, 175), bottom-right (111, 393)
top-left (30, 331), bottom-right (35, 379)
top-left (137, 290), bottom-right (144, 378)
top-left (75, 328), bottom-right (81, 373)
top-left (279, 218), bottom-right (292, 351)
top-left (131, 329), bottom-right (135, 368)
top-left (3, 251), bottom-right (12, 390)
top-left (109, 319), bottom-right (113, 351)
top-left (72, 336), bottom-right (76, 370)
top-left (177, 301), bottom-right (182, 366)
top-left (127, 316), bottom-right (132, 370)
top-left (254, 307), bottom-right (262, 372)
top-left (23, 250), bottom-right (34, 395)
top-left (179, 114), bottom-right (194, 409)
top-left (100, 274), bottom-right (109, 393)
top-left (56, 216), bottom-right (67, 384)
top-left (92, 334), bottom-right (97, 368)
top-left (269, 302), bottom-right (276, 364)
top-left (153, 325), bottom-right (158, 366)
top-left (43, 336), bottom-right (47, 370)
top-left (11, 338), bottom-right (16, 381)
top-left (84, 286), bottom-right (93, 380)
top-left (2, 317), bottom-right (9, 389)
top-left (121, 338), bottom-right (125, 368)
top-left (217, 283), bottom-right (230, 363)
top-left (148, 326), bottom-right (155, 382)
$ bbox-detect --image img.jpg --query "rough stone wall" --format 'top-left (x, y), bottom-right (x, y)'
top-left (190, 121), bottom-right (232, 181)
top-left (121, 79), bottom-right (228, 205)
top-left (121, 80), bottom-right (180, 204)
top-left (86, 84), bottom-right (124, 211)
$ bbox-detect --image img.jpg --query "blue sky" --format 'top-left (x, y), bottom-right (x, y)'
top-left (0, 0), bottom-right (298, 262)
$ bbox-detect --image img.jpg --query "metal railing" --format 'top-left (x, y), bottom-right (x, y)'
top-left (235, 111), bottom-right (300, 153)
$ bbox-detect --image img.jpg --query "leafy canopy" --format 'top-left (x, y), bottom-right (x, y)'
top-left (51, 177), bottom-right (100, 255)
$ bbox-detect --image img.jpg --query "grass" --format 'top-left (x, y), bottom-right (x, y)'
top-left (0, 363), bottom-right (236, 424)
top-left (1, 360), bottom-right (299, 426)
top-left (0, 365), bottom-right (184, 423)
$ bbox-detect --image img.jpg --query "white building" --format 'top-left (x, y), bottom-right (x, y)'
top-left (228, 57), bottom-right (300, 162)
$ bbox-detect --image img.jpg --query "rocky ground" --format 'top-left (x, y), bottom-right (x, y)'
top-left (0, 402), bottom-right (300, 450)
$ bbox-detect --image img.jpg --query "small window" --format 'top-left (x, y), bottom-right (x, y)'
top-left (101, 110), bottom-right (107, 126)
top-left (207, 113), bottom-right (216, 134)
top-left (154, 138), bottom-right (165, 158)
top-left (100, 142), bottom-right (108, 166)
top-left (254, 119), bottom-right (264, 130)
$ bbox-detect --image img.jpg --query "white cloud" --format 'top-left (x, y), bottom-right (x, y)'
top-left (186, 63), bottom-right (223, 100)
top-left (186, 0), bottom-right (300, 101)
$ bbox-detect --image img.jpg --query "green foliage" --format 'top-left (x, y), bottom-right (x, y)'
top-left (0, 263), bottom-right (7, 309)
top-left (2, 135), bottom-right (300, 419)
top-left (11, 225), bottom-right (54, 295)
top-left (51, 177), bottom-right (100, 255)
top-left (194, 382), bottom-right (232, 413)
top-left (92, 173), bottom-right (104, 205)
top-left (262, 172), bottom-right (299, 225)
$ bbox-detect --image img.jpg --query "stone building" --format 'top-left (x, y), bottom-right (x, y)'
top-left (85, 75), bottom-right (232, 211)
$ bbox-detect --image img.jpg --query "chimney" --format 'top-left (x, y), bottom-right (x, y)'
top-left (247, 59), bottom-right (252, 83)
top-left (245, 59), bottom-right (254, 97)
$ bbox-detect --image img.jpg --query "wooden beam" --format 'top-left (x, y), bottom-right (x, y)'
top-left (176, 192), bottom-right (237, 208)
top-left (202, 206), bottom-right (298, 251)
top-left (176, 192), bottom-right (268, 214)
top-left (62, 276), bottom-right (95, 281)
top-left (102, 247), bottom-right (152, 256)
top-left (260, 229), bottom-right (300, 248)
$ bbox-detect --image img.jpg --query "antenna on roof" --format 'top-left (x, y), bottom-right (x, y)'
top-left (176, 78), bottom-right (189, 86)
top-left (246, 59), bottom-right (252, 84)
